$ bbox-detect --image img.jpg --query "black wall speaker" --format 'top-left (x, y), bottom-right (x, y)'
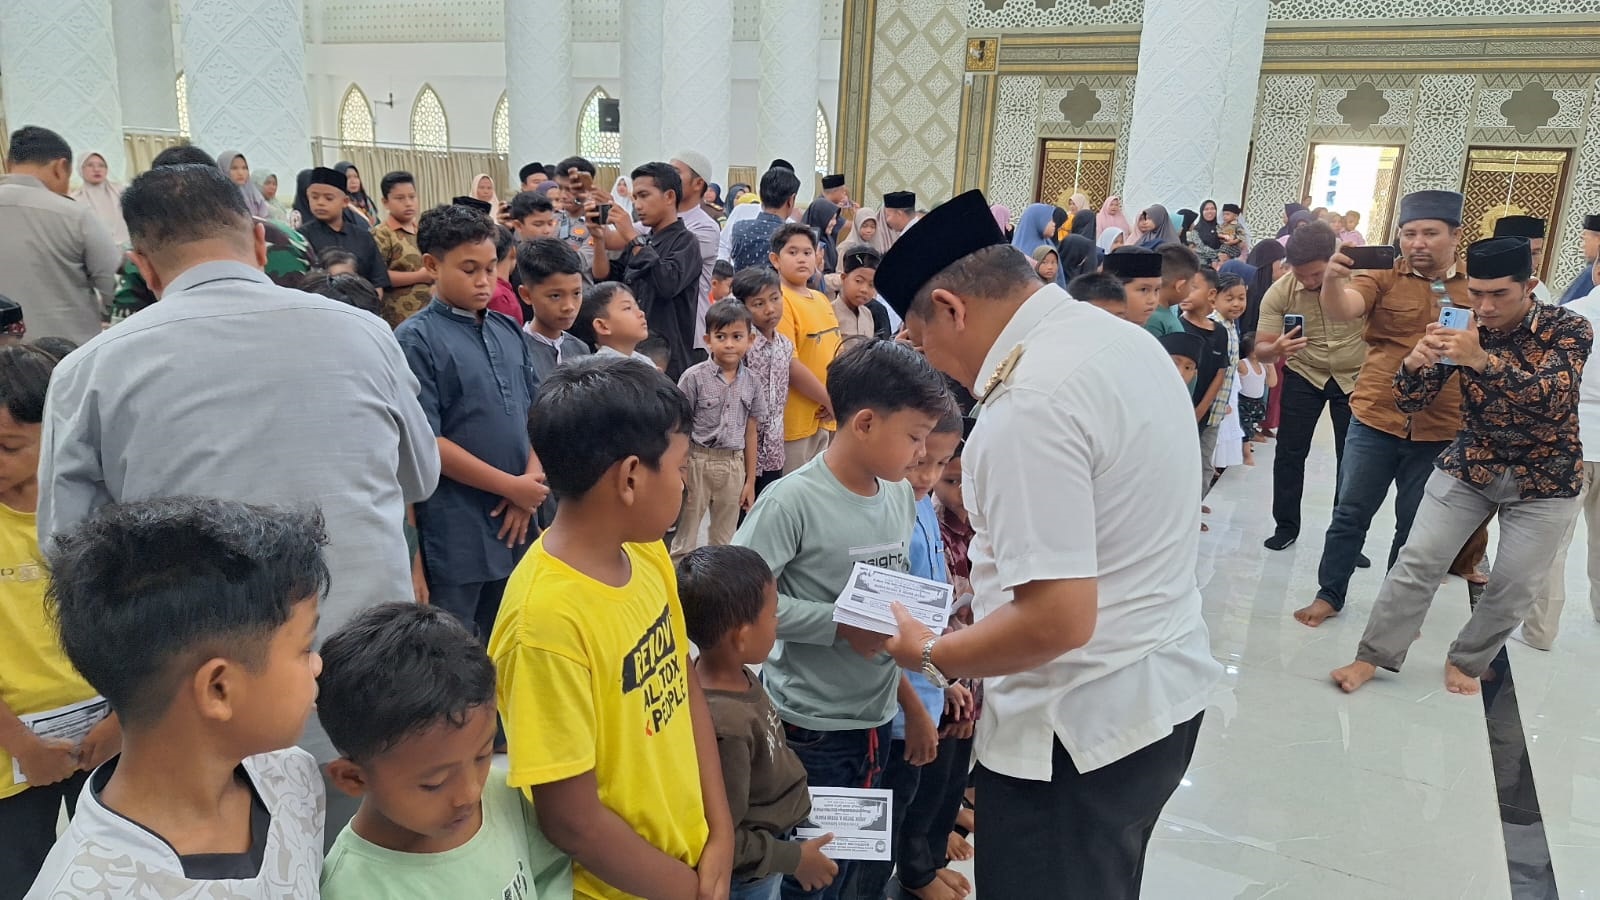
top-left (599, 98), bottom-right (620, 133)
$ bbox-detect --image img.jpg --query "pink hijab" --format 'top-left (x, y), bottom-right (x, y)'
top-left (1097, 196), bottom-right (1132, 238)
top-left (990, 204), bottom-right (1012, 234)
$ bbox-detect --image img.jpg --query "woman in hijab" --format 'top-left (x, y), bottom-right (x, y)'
top-left (1277, 202), bottom-right (1309, 239)
top-left (991, 204), bottom-right (1013, 241)
top-left (1195, 200), bottom-right (1223, 252)
top-left (1069, 198), bottom-right (1097, 241)
top-left (1050, 206), bottom-right (1070, 245)
top-left (218, 152), bottom-right (273, 221)
top-left (1011, 203), bottom-right (1060, 258)
top-left (1057, 234), bottom-right (1099, 284)
top-left (803, 196), bottom-right (843, 274)
top-left (71, 151), bottom-right (128, 244)
top-left (1278, 208), bottom-right (1316, 246)
top-left (1095, 226), bottom-right (1125, 255)
top-left (1186, 202), bottom-right (1222, 268)
top-left (253, 170), bottom-right (290, 221)
top-left (1135, 204), bottom-right (1179, 249)
top-left (853, 207), bottom-right (890, 254)
top-left (470, 173), bottom-right (504, 219)
top-left (335, 162), bottom-right (378, 224)
top-left (1097, 195), bottom-right (1133, 238)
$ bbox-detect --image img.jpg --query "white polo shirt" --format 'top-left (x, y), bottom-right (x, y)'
top-left (966, 284), bottom-right (1221, 778)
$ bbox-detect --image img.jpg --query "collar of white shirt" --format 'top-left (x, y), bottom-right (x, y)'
top-left (975, 283), bottom-right (1069, 395)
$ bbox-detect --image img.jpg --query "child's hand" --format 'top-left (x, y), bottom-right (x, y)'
top-left (490, 500), bottom-right (535, 547)
top-left (944, 682), bottom-right (973, 719)
top-left (836, 623), bottom-right (888, 658)
top-left (76, 713), bottom-right (121, 771)
top-left (695, 834), bottom-right (734, 900)
top-left (505, 472), bottom-right (551, 512)
top-left (940, 719), bottom-right (975, 740)
top-left (740, 481), bottom-right (756, 511)
top-left (905, 705), bottom-right (939, 766)
top-left (411, 552), bottom-right (430, 605)
top-left (795, 833), bottom-right (839, 891)
top-left (815, 401), bottom-right (836, 425)
top-left (13, 733), bottom-right (79, 786)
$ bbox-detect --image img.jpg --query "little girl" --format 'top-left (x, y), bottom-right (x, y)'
top-left (1031, 245), bottom-right (1060, 284)
top-left (1236, 332), bottom-right (1276, 463)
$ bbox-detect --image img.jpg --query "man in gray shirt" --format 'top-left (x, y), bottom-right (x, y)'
top-left (37, 163), bottom-right (440, 839)
top-left (0, 126), bottom-right (121, 343)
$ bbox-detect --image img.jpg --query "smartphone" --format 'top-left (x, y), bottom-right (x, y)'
top-left (1437, 306), bottom-right (1472, 365)
top-left (594, 202), bottom-right (612, 225)
top-left (1282, 314), bottom-right (1305, 336)
top-left (1345, 245), bottom-right (1398, 270)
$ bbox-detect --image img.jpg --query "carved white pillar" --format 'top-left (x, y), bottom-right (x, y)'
top-left (178, 0), bottom-right (313, 179)
top-left (506, 0), bottom-right (571, 182)
top-left (0, 0), bottom-right (127, 177)
top-left (114, 0), bottom-right (180, 133)
top-left (756, 0), bottom-right (822, 187)
top-left (1122, 0), bottom-right (1268, 213)
top-left (620, 0), bottom-right (665, 168)
top-left (660, 0), bottom-right (733, 185)
top-left (1211, 0), bottom-right (1268, 203)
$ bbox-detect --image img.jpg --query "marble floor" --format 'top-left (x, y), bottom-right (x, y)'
top-left (953, 418), bottom-right (1600, 899)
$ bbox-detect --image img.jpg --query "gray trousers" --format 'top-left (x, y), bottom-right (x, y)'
top-left (1357, 469), bottom-right (1579, 677)
top-left (1199, 424), bottom-right (1219, 498)
top-left (1525, 460), bottom-right (1600, 647)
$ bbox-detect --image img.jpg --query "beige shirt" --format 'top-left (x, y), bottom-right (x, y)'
top-left (1255, 272), bottom-right (1367, 394)
top-left (0, 174), bottom-right (121, 343)
top-left (832, 296), bottom-right (875, 340)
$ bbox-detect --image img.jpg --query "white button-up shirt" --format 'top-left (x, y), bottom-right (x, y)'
top-left (966, 284), bottom-right (1221, 777)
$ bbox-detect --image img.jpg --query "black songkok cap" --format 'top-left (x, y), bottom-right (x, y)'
top-left (821, 174), bottom-right (845, 190)
top-left (875, 189), bottom-right (1006, 317)
top-left (1158, 331), bottom-right (1206, 365)
top-left (519, 162), bottom-right (545, 183)
top-left (1493, 215), bottom-right (1546, 240)
top-left (308, 167), bottom-right (347, 192)
top-left (1466, 237), bottom-right (1532, 280)
top-left (452, 196), bottom-right (493, 215)
top-left (1102, 247), bottom-right (1164, 281)
top-left (883, 191), bottom-right (916, 210)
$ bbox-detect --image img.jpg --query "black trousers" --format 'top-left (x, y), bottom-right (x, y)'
top-left (1272, 368), bottom-right (1352, 538)
top-left (0, 771), bottom-right (89, 900)
top-left (892, 733), bottom-right (973, 894)
top-left (973, 713), bottom-right (1204, 900)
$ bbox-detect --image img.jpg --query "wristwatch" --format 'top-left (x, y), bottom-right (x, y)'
top-left (921, 637), bottom-right (950, 689)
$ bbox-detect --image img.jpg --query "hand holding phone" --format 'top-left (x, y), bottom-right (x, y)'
top-left (1282, 314), bottom-right (1305, 336)
top-left (1344, 245), bottom-right (1398, 270)
top-left (1436, 306), bottom-right (1472, 366)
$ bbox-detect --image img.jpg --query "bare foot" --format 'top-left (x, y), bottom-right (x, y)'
top-left (1331, 660), bottom-right (1377, 692)
top-left (906, 873), bottom-right (964, 900)
top-left (1202, 505), bottom-right (1212, 515)
top-left (1294, 598), bottom-right (1339, 627)
top-left (946, 832), bottom-right (974, 861)
top-left (1465, 570), bottom-right (1489, 586)
top-left (955, 804), bottom-right (974, 835)
top-left (936, 868), bottom-right (972, 895)
top-left (1444, 662), bottom-right (1481, 695)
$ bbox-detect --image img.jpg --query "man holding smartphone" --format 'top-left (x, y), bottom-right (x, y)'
top-left (1296, 191), bottom-right (1471, 628)
top-left (1254, 221), bottom-right (1368, 555)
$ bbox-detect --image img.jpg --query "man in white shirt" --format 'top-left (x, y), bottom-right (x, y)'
top-left (880, 191), bottom-right (920, 248)
top-left (879, 190), bottom-right (1220, 899)
top-left (1524, 254), bottom-right (1600, 649)
top-left (670, 150), bottom-right (722, 355)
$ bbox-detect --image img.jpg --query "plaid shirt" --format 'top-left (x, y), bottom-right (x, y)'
top-left (741, 331), bottom-right (794, 472)
top-left (1207, 315), bottom-right (1239, 428)
top-left (678, 360), bottom-right (769, 451)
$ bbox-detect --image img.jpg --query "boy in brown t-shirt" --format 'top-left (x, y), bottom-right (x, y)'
top-left (677, 545), bottom-right (838, 900)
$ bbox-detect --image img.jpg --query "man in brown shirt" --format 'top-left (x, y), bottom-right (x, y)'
top-left (1298, 191), bottom-right (1470, 627)
top-left (1254, 222), bottom-right (1369, 553)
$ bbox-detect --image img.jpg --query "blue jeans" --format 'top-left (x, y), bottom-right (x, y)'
top-left (732, 875), bottom-right (783, 900)
top-left (840, 740), bottom-right (922, 900)
top-left (1315, 419), bottom-right (1450, 611)
top-left (781, 722), bottom-right (894, 900)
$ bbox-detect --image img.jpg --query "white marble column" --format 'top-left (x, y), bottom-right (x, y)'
top-left (756, 0), bottom-right (822, 186)
top-left (1122, 0), bottom-right (1268, 213)
top-left (114, 0), bottom-right (180, 133)
top-left (1211, 0), bottom-right (1269, 203)
top-left (506, 0), bottom-right (571, 181)
top-left (660, 0), bottom-right (733, 185)
top-left (620, 0), bottom-right (665, 168)
top-left (177, 0), bottom-right (312, 179)
top-left (0, 0), bottom-right (127, 177)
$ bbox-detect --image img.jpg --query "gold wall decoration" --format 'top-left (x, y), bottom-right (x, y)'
top-left (1037, 140), bottom-right (1117, 208)
top-left (967, 38), bottom-right (998, 72)
top-left (1461, 147), bottom-right (1571, 280)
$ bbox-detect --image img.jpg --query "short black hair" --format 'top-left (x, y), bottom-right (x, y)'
top-left (508, 190), bottom-right (554, 222)
top-left (529, 355), bottom-right (692, 500)
top-left (704, 298), bottom-right (753, 333)
top-left (301, 272), bottom-right (381, 316)
top-left (638, 335), bottom-right (671, 367)
top-left (827, 338), bottom-right (951, 423)
top-left (6, 126), bottom-right (72, 166)
top-left (30, 337), bottom-right (79, 362)
top-left (555, 156), bottom-right (597, 179)
top-left (516, 236), bottom-right (585, 288)
top-left (317, 603), bottom-right (495, 764)
top-left (1192, 266), bottom-right (1220, 291)
top-left (417, 203), bottom-right (498, 257)
top-left (494, 224), bottom-right (517, 262)
top-left (770, 222), bottom-right (817, 255)
top-left (47, 497), bottom-right (329, 729)
top-left (932, 397), bottom-right (965, 435)
top-left (122, 164), bottom-right (252, 258)
top-left (677, 545), bottom-right (773, 648)
top-left (712, 259), bottom-right (736, 281)
top-left (572, 281), bottom-right (631, 349)
top-left (379, 170), bottom-right (415, 200)
top-left (0, 344), bottom-right (59, 425)
top-left (1217, 272), bottom-right (1245, 294)
top-left (759, 166), bottom-right (802, 209)
top-left (908, 245), bottom-right (1038, 319)
top-left (631, 162), bottom-right (682, 206)
top-left (731, 266), bottom-right (780, 303)
top-left (151, 144), bottom-right (217, 169)
top-left (841, 246), bottom-right (882, 274)
top-left (1285, 220), bottom-right (1340, 266)
top-left (1158, 243), bottom-right (1201, 285)
top-left (1068, 272), bottom-right (1126, 304)
top-left (1240, 331), bottom-right (1259, 361)
top-left (316, 248), bottom-right (359, 272)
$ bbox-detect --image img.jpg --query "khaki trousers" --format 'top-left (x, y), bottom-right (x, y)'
top-left (670, 445), bottom-right (746, 560)
top-left (1523, 461), bottom-right (1600, 648)
top-left (782, 429), bottom-right (832, 475)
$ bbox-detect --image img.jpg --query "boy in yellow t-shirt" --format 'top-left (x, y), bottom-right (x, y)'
top-left (770, 223), bottom-right (841, 475)
top-left (0, 344), bottom-right (120, 890)
top-left (488, 355), bottom-right (734, 900)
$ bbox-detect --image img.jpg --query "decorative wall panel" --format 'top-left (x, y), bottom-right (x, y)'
top-left (0, 0), bottom-right (127, 177)
top-left (757, 0), bottom-right (822, 184)
top-left (1549, 78), bottom-right (1600, 293)
top-left (865, 0), bottom-right (968, 203)
top-left (1397, 75), bottom-right (1475, 195)
top-left (571, 0), bottom-right (620, 41)
top-left (1459, 148), bottom-right (1570, 279)
top-left (988, 76), bottom-right (1042, 215)
top-left (320, 0), bottom-right (504, 42)
top-left (507, 0), bottom-right (572, 170)
top-left (1242, 76), bottom-right (1316, 240)
top-left (180, 0), bottom-right (313, 176)
top-left (970, 0), bottom-right (1600, 28)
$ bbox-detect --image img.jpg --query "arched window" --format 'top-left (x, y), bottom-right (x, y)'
top-left (492, 93), bottom-right (510, 155)
top-left (815, 105), bottom-right (831, 176)
top-left (176, 73), bottom-right (190, 138)
top-left (576, 87), bottom-right (621, 165)
top-left (410, 85), bottom-right (450, 152)
top-left (339, 84), bottom-right (375, 147)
